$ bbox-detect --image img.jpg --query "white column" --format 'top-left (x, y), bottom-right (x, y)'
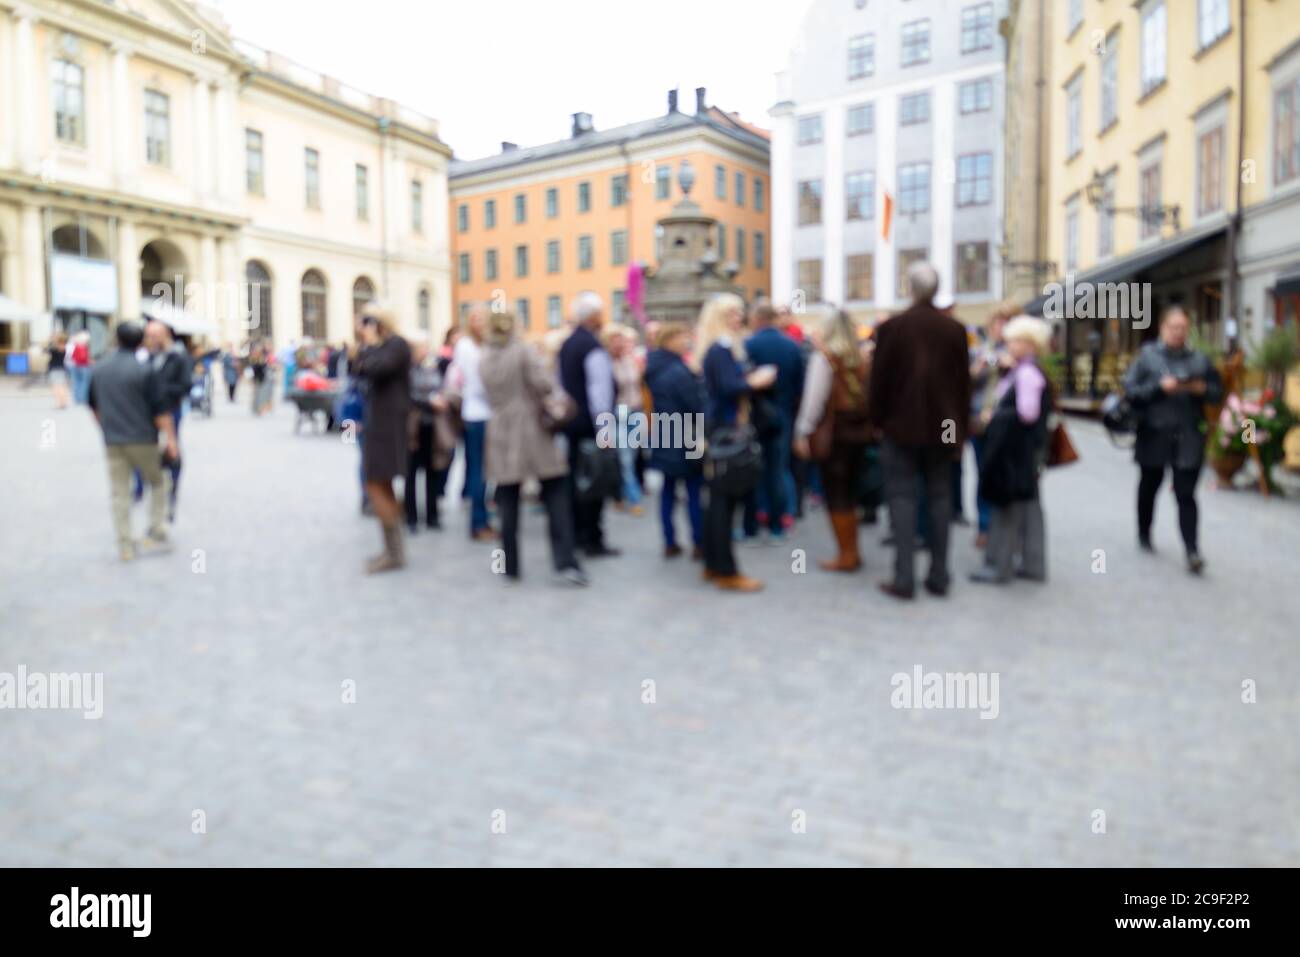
top-left (199, 233), bottom-right (218, 325)
top-left (13, 11), bottom-right (36, 175)
top-left (822, 105), bottom-right (845, 307)
top-left (20, 203), bottom-right (46, 311)
top-left (217, 235), bottom-right (242, 343)
top-left (383, 146), bottom-right (405, 283)
top-left (213, 81), bottom-right (237, 205)
top-left (874, 94), bottom-right (898, 310)
top-left (111, 44), bottom-right (134, 186)
top-left (0, 16), bottom-right (16, 170)
top-left (931, 79), bottom-right (956, 309)
top-left (117, 218), bottom-right (139, 321)
top-left (769, 104), bottom-right (795, 303)
top-left (192, 76), bottom-right (213, 200)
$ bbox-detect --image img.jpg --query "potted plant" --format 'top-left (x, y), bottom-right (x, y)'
top-left (1210, 391), bottom-right (1298, 488)
top-left (1250, 321), bottom-right (1299, 396)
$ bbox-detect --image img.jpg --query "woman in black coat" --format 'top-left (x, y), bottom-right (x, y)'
top-left (644, 323), bottom-right (706, 559)
top-left (355, 305), bottom-right (412, 574)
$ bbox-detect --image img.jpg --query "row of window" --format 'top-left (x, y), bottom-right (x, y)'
top-left (797, 79), bottom-right (993, 146)
top-left (456, 168), bottom-right (765, 233)
top-left (244, 263), bottom-right (433, 341)
top-left (796, 241), bottom-right (991, 305)
top-left (797, 153), bottom-right (994, 226)
top-left (460, 293), bottom-right (622, 332)
top-left (843, 3), bottom-right (995, 81)
top-left (52, 59), bottom-right (177, 166)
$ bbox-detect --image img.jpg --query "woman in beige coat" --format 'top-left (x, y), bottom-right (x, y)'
top-left (480, 310), bottom-right (587, 586)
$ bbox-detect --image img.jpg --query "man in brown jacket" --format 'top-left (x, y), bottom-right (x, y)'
top-left (868, 261), bottom-right (972, 599)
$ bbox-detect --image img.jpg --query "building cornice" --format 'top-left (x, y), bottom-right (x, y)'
top-left (0, 170), bottom-right (246, 230)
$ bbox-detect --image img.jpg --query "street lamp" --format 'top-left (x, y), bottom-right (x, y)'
top-left (1085, 168), bottom-right (1180, 233)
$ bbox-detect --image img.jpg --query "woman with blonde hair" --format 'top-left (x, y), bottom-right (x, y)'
top-left (793, 309), bottom-right (874, 571)
top-left (971, 315), bottom-right (1052, 585)
top-left (480, 309), bottom-right (586, 585)
top-left (698, 293), bottom-right (776, 592)
top-left (355, 303), bottom-right (412, 573)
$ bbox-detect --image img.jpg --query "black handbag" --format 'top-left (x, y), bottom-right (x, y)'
top-left (1101, 391), bottom-right (1137, 447)
top-left (749, 392), bottom-right (783, 441)
top-left (573, 437), bottom-right (621, 504)
top-left (705, 423), bottom-right (763, 497)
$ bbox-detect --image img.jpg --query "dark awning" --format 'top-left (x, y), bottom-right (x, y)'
top-left (1273, 263), bottom-right (1300, 297)
top-left (1025, 226), bottom-right (1226, 316)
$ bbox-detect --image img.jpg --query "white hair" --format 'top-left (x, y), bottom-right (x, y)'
top-left (907, 261), bottom-right (940, 304)
top-left (1002, 315), bottom-right (1051, 352)
top-left (569, 291), bottom-right (605, 326)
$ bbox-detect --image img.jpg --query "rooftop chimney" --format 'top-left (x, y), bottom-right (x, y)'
top-left (667, 89), bottom-right (679, 114)
top-left (571, 112), bottom-right (594, 137)
top-left (501, 141), bottom-right (518, 153)
top-left (695, 87), bottom-right (707, 114)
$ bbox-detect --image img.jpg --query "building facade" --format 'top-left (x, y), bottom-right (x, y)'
top-left (449, 89), bottom-right (771, 335)
top-left (0, 0), bottom-right (452, 363)
top-left (1036, 0), bottom-right (1300, 392)
top-left (771, 0), bottom-right (1008, 324)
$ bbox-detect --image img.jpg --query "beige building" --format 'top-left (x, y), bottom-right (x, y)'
top-left (0, 0), bottom-right (451, 365)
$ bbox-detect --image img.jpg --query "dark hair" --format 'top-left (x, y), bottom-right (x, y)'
top-left (750, 299), bottom-right (778, 327)
top-left (116, 322), bottom-right (144, 350)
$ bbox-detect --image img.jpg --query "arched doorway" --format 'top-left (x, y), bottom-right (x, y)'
top-left (50, 222), bottom-right (115, 352)
top-left (352, 276), bottom-right (375, 318)
top-left (140, 239), bottom-right (189, 306)
top-left (301, 269), bottom-right (327, 340)
top-left (245, 260), bottom-right (273, 344)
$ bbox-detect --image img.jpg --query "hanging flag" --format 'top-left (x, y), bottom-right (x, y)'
top-left (881, 191), bottom-right (894, 242)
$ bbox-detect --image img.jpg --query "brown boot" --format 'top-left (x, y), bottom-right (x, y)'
top-left (819, 511), bottom-right (862, 572)
top-left (713, 574), bottom-right (764, 592)
top-left (366, 521), bottom-right (406, 574)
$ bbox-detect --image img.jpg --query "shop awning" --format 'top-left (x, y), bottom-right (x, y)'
top-left (1025, 226), bottom-right (1226, 317)
top-left (140, 297), bottom-right (219, 337)
top-left (0, 292), bottom-right (46, 324)
top-left (1273, 263), bottom-right (1300, 297)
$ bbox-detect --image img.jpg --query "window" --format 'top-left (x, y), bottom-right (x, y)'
top-left (898, 163), bottom-right (931, 214)
top-left (612, 291), bottom-right (627, 324)
top-left (352, 276), bottom-right (375, 317)
top-left (899, 92), bottom-right (930, 126)
top-left (959, 79), bottom-right (993, 114)
top-left (797, 259), bottom-right (823, 303)
top-left (245, 129), bottom-right (264, 195)
top-left (1065, 201), bottom-right (1080, 273)
top-left (1276, 77), bottom-right (1300, 185)
top-left (1098, 170), bottom-right (1117, 257)
top-left (655, 165), bottom-right (671, 200)
top-left (848, 33), bottom-right (875, 79)
top-left (896, 249), bottom-right (928, 299)
top-left (52, 59), bottom-right (85, 144)
top-left (546, 187), bottom-right (559, 218)
top-left (485, 249), bottom-right (498, 281)
top-left (611, 230), bottom-right (628, 267)
top-left (1139, 161), bottom-right (1163, 239)
top-left (961, 4), bottom-right (994, 53)
top-left (144, 90), bottom-right (170, 166)
top-left (578, 235), bottom-right (593, 270)
top-left (458, 253), bottom-right (471, 284)
top-left (547, 295), bottom-right (563, 329)
top-left (301, 270), bottom-right (327, 339)
top-left (515, 244), bottom-right (529, 278)
top-left (304, 148), bottom-right (320, 209)
top-left (457, 203), bottom-right (469, 232)
top-left (755, 232), bottom-right (765, 269)
top-left (485, 199), bottom-right (497, 228)
top-left (411, 180), bottom-right (424, 233)
top-left (547, 240), bottom-right (561, 274)
top-left (1140, 2), bottom-right (1167, 94)
top-left (736, 228), bottom-right (746, 267)
top-left (956, 153), bottom-right (993, 206)
top-left (1100, 33), bottom-right (1119, 131)
top-left (901, 19), bottom-right (931, 67)
top-left (1065, 73), bottom-right (1083, 159)
top-left (611, 174), bottom-right (629, 208)
top-left (578, 181), bottom-right (591, 212)
top-left (1067, 0), bottom-right (1083, 35)
top-left (245, 261), bottom-right (273, 340)
top-left (516, 298), bottom-right (530, 331)
top-left (717, 225), bottom-right (727, 261)
top-left (848, 103), bottom-right (875, 135)
top-left (798, 179), bottom-right (823, 226)
top-left (735, 171), bottom-right (745, 206)
top-left (514, 193), bottom-right (527, 224)
top-left (715, 164), bottom-right (727, 198)
top-left (418, 288), bottom-right (431, 331)
top-left (754, 177), bottom-right (765, 212)
top-left (846, 171), bottom-right (875, 220)
top-left (1198, 127), bottom-right (1224, 216)
top-left (1197, 0), bottom-right (1230, 50)
top-left (798, 115), bottom-right (823, 145)
top-left (356, 165), bottom-right (369, 220)
top-left (955, 242), bottom-right (989, 293)
top-left (846, 253), bottom-right (873, 301)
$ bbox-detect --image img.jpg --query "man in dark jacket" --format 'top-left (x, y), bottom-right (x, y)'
top-left (559, 292), bottom-right (619, 557)
top-left (1123, 306), bottom-right (1221, 573)
top-left (744, 300), bottom-right (805, 539)
top-left (144, 320), bottom-right (192, 521)
top-left (867, 261), bottom-right (972, 599)
top-left (645, 323), bottom-right (706, 559)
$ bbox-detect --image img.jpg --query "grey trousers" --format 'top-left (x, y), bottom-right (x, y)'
top-left (882, 439), bottom-right (953, 593)
top-left (986, 499), bottom-right (1046, 582)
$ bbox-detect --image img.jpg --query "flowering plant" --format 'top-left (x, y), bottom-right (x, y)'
top-left (1210, 391), bottom-right (1298, 482)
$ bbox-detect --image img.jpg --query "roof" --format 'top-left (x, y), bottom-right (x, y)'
top-left (449, 108), bottom-right (770, 180)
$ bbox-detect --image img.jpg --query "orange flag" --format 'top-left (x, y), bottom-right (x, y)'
top-left (881, 191), bottom-right (894, 242)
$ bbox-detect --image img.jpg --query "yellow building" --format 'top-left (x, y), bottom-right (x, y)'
top-left (449, 89), bottom-right (771, 334)
top-left (0, 0), bottom-right (452, 365)
top-left (1032, 0), bottom-right (1300, 396)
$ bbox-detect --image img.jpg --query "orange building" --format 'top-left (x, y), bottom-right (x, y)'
top-left (449, 88), bottom-right (770, 335)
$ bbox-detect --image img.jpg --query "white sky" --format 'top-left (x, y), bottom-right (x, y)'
top-left (214, 0), bottom-right (813, 161)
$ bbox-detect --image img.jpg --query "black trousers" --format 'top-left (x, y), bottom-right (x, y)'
top-left (1138, 465), bottom-right (1200, 552)
top-left (496, 477), bottom-right (579, 578)
top-left (404, 422), bottom-right (440, 528)
top-left (882, 439), bottom-right (952, 593)
top-left (703, 482), bottom-right (741, 577)
top-left (567, 438), bottom-right (606, 549)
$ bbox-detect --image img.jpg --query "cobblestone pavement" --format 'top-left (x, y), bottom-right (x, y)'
top-left (1, 380), bottom-right (1298, 867)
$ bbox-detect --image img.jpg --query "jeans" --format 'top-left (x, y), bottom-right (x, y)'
top-left (882, 440), bottom-right (953, 593)
top-left (1138, 465), bottom-right (1201, 553)
top-left (70, 366), bottom-right (91, 405)
top-left (496, 477), bottom-right (579, 578)
top-left (616, 426), bottom-right (643, 506)
top-left (463, 420), bottom-right (490, 535)
top-left (970, 435), bottom-right (993, 534)
top-left (660, 473), bottom-right (703, 549)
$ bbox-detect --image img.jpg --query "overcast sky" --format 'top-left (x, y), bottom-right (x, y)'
top-left (215, 0), bottom-right (813, 161)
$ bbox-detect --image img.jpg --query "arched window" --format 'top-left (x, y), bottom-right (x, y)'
top-left (301, 269), bottom-right (327, 340)
top-left (352, 276), bottom-right (375, 317)
top-left (245, 261), bottom-right (273, 342)
top-left (417, 287), bottom-right (431, 331)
